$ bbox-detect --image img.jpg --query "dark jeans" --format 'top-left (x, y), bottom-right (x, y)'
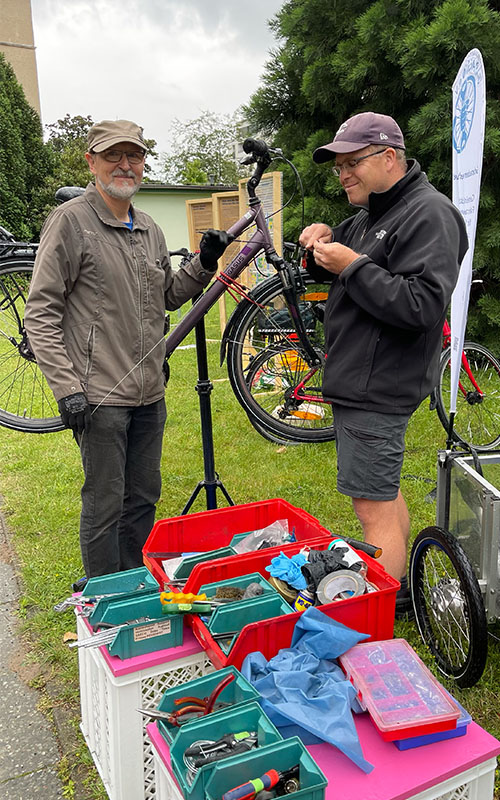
top-left (78, 399), bottom-right (166, 577)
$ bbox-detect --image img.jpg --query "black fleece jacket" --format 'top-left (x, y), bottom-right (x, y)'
top-left (308, 160), bottom-right (469, 414)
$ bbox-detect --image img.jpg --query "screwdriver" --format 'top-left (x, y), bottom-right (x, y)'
top-left (221, 765), bottom-right (299, 800)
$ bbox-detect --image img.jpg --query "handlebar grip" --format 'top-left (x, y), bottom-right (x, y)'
top-left (242, 138), bottom-right (269, 158)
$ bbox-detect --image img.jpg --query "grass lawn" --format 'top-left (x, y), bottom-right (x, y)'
top-left (0, 304), bottom-right (499, 797)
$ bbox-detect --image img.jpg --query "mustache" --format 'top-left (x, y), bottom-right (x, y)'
top-left (111, 169), bottom-right (136, 178)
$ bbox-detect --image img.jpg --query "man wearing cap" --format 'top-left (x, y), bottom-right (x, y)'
top-left (25, 119), bottom-right (229, 578)
top-left (299, 112), bottom-right (468, 611)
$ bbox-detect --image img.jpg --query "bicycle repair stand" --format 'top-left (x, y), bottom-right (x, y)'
top-left (181, 293), bottom-right (234, 514)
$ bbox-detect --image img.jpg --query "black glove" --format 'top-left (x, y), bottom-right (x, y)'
top-left (57, 392), bottom-right (91, 435)
top-left (199, 229), bottom-right (232, 270)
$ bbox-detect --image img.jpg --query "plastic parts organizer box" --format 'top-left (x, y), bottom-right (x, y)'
top-left (339, 638), bottom-right (460, 741)
top-left (142, 498), bottom-right (333, 587)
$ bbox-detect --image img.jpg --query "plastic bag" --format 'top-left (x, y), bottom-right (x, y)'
top-left (233, 519), bottom-right (294, 554)
top-left (241, 606), bottom-right (373, 773)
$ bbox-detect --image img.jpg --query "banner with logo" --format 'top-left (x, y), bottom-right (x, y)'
top-left (450, 49), bottom-right (486, 419)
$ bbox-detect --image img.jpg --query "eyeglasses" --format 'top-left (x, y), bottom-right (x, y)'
top-left (331, 148), bottom-right (388, 177)
top-left (98, 149), bottom-right (145, 164)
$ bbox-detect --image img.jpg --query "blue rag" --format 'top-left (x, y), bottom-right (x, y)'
top-left (265, 550), bottom-right (308, 589)
top-left (241, 606), bottom-right (373, 773)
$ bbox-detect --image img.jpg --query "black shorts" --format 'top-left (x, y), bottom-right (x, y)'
top-left (333, 405), bottom-right (410, 501)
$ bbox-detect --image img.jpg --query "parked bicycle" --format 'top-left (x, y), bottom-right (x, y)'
top-left (0, 141), bottom-right (498, 450)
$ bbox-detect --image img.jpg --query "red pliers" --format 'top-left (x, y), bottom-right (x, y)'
top-left (137, 671), bottom-right (235, 726)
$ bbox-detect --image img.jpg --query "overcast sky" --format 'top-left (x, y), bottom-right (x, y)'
top-left (31, 0), bottom-right (284, 159)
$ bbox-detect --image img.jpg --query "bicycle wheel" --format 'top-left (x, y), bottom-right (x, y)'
top-left (436, 342), bottom-right (500, 450)
top-left (226, 271), bottom-right (335, 443)
top-left (0, 260), bottom-right (64, 433)
top-left (409, 525), bottom-right (487, 688)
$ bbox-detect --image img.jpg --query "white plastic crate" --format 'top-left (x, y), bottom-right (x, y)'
top-left (410, 757), bottom-right (497, 800)
top-left (76, 612), bottom-right (213, 800)
top-left (148, 725), bottom-right (497, 800)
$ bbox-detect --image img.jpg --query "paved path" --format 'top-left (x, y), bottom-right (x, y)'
top-left (0, 515), bottom-right (64, 798)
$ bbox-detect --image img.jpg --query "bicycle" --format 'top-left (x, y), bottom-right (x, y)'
top-left (0, 141), bottom-right (499, 450)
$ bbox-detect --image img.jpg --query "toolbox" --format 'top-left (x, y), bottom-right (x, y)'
top-left (84, 566), bottom-right (159, 597)
top-left (206, 593), bottom-right (294, 654)
top-left (156, 666), bottom-right (260, 744)
top-left (169, 701), bottom-right (282, 800)
top-left (95, 593), bottom-right (184, 660)
top-left (142, 498), bottom-right (333, 587)
top-left (393, 690), bottom-right (471, 750)
top-left (204, 736), bottom-right (327, 800)
top-left (171, 547), bottom-right (237, 580)
top-left (339, 639), bottom-right (460, 741)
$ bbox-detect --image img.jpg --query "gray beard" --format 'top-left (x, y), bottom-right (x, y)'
top-left (97, 175), bottom-right (140, 200)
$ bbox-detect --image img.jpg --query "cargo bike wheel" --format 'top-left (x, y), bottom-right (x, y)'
top-left (409, 526), bottom-right (488, 688)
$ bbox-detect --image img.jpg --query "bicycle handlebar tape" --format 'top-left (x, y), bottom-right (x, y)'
top-left (242, 138), bottom-right (269, 157)
top-left (222, 768), bottom-right (280, 800)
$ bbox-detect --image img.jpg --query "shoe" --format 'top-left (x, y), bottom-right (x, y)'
top-left (72, 576), bottom-right (88, 593)
top-left (395, 575), bottom-right (414, 620)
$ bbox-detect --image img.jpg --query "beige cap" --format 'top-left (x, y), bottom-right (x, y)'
top-left (87, 119), bottom-right (146, 153)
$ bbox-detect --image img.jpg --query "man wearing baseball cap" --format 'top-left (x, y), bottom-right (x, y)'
top-left (299, 112), bottom-right (468, 614)
top-left (25, 119), bottom-right (229, 579)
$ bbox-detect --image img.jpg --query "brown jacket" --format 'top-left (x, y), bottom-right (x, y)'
top-left (25, 183), bottom-right (214, 405)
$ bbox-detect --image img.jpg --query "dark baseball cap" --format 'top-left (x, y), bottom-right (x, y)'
top-left (87, 119), bottom-right (146, 153)
top-left (313, 112), bottom-right (405, 163)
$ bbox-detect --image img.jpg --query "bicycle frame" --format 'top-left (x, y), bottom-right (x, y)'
top-left (442, 319), bottom-right (483, 399)
top-left (163, 151), bottom-right (321, 369)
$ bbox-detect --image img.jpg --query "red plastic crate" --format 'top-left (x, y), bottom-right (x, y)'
top-left (184, 543), bottom-right (399, 670)
top-left (142, 498), bottom-right (332, 587)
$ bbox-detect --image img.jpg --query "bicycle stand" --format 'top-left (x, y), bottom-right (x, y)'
top-left (181, 294), bottom-right (234, 514)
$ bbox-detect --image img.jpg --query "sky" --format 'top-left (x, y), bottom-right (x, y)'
top-left (31, 0), bottom-right (284, 159)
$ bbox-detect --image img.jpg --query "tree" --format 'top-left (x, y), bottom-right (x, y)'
top-left (161, 111), bottom-right (244, 185)
top-left (0, 53), bottom-right (52, 240)
top-left (246, 0), bottom-right (500, 347)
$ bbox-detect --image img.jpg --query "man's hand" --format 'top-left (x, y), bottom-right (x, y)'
top-left (299, 222), bottom-right (333, 250)
top-left (58, 392), bottom-right (91, 435)
top-left (199, 229), bottom-right (233, 270)
top-left (312, 240), bottom-right (361, 274)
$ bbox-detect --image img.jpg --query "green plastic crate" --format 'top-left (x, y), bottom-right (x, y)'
top-left (156, 665), bottom-right (260, 744)
top-left (205, 737), bottom-right (327, 800)
top-left (207, 593), bottom-right (293, 654)
top-left (84, 566), bottom-right (159, 597)
top-left (198, 572), bottom-right (277, 600)
top-left (173, 547), bottom-right (236, 580)
top-left (170, 701), bottom-right (282, 800)
top-left (96, 593), bottom-right (183, 659)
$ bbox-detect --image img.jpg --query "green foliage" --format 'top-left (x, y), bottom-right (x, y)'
top-left (0, 53), bottom-right (52, 240)
top-left (246, 0), bottom-right (500, 344)
top-left (161, 111), bottom-right (245, 185)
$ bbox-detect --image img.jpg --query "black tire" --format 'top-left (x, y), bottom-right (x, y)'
top-left (226, 271), bottom-right (335, 443)
top-left (409, 526), bottom-right (487, 688)
top-left (436, 342), bottom-right (500, 450)
top-left (0, 260), bottom-right (64, 433)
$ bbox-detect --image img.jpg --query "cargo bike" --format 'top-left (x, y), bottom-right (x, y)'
top-left (409, 447), bottom-right (500, 687)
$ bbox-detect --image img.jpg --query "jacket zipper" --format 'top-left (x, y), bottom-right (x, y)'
top-left (131, 232), bottom-right (145, 404)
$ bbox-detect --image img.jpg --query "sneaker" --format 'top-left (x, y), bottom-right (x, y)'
top-left (395, 575), bottom-right (414, 619)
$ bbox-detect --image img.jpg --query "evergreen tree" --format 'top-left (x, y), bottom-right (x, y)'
top-left (0, 53), bottom-right (52, 240)
top-left (246, 0), bottom-right (500, 346)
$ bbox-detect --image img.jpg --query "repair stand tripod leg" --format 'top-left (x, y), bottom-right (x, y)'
top-left (181, 295), bottom-right (234, 514)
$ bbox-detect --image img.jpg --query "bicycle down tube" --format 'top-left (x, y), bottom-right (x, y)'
top-left (163, 202), bottom-right (272, 358)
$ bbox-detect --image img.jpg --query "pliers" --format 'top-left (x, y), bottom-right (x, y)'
top-left (137, 671), bottom-right (235, 726)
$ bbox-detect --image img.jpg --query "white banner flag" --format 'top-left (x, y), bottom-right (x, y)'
top-left (450, 49), bottom-right (486, 415)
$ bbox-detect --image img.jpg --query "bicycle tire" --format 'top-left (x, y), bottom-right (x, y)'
top-left (436, 342), bottom-right (500, 450)
top-left (409, 525), bottom-right (487, 688)
top-left (0, 259), bottom-right (64, 433)
top-left (226, 271), bottom-right (335, 443)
